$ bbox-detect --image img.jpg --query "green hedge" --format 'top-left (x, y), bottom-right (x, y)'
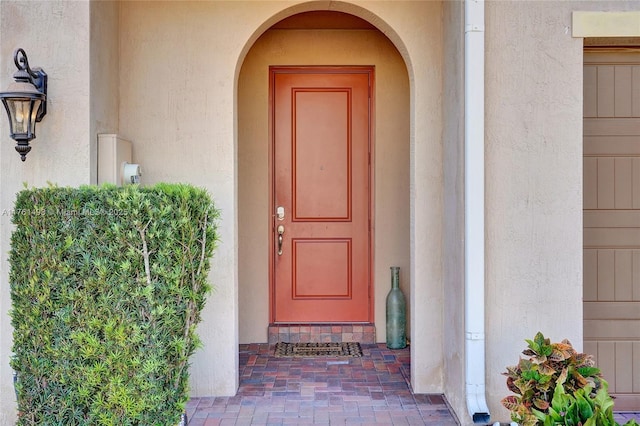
top-left (9, 183), bottom-right (219, 425)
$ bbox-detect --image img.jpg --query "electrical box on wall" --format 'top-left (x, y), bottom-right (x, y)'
top-left (97, 134), bottom-right (142, 186)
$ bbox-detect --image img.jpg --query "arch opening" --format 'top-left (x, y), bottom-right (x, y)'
top-left (236, 8), bottom-right (411, 348)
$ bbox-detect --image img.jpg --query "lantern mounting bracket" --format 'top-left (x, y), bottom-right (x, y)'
top-left (11, 48), bottom-right (47, 121)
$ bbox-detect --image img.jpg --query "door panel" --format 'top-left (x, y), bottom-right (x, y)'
top-left (271, 67), bottom-right (372, 323)
top-left (584, 51), bottom-right (640, 410)
top-left (294, 90), bottom-right (350, 219)
top-left (294, 240), bottom-right (351, 298)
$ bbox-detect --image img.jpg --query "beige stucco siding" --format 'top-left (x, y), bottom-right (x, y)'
top-left (117, 0), bottom-right (445, 403)
top-left (443, 2), bottom-right (640, 422)
top-left (0, 2), bottom-right (94, 425)
top-left (6, 1), bottom-right (640, 425)
top-left (90, 1), bottom-right (120, 185)
top-left (483, 0), bottom-right (586, 420)
top-left (442, 0), bottom-right (466, 419)
top-left (482, 2), bottom-right (640, 422)
top-left (118, 1), bottom-right (243, 399)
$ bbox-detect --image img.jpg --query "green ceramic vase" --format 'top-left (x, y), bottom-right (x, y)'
top-left (386, 266), bottom-right (407, 349)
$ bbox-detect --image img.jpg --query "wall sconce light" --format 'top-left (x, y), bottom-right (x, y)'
top-left (0, 48), bottom-right (47, 161)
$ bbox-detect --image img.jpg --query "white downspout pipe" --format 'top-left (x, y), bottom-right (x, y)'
top-left (464, 0), bottom-right (490, 423)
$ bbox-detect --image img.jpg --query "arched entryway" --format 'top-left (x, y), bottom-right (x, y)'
top-left (237, 10), bottom-right (410, 349)
top-left (234, 1), bottom-right (447, 398)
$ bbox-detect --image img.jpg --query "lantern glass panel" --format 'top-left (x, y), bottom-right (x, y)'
top-left (6, 98), bottom-right (40, 136)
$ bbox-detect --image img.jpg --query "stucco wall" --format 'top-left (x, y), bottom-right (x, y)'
top-left (444, 1), bottom-right (640, 424)
top-left (484, 1), bottom-right (584, 421)
top-left (118, 0), bottom-right (445, 399)
top-left (1, 1), bottom-right (616, 425)
top-left (0, 2), bottom-right (447, 422)
top-left (442, 0), bottom-right (466, 422)
top-left (118, 1), bottom-right (243, 398)
top-left (238, 28), bottom-right (410, 344)
top-left (0, 0), bottom-right (559, 423)
top-left (90, 0), bottom-right (120, 184)
top-left (0, 2), bottom-right (94, 424)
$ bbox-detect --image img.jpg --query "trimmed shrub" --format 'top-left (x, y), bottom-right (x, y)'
top-left (9, 183), bottom-right (219, 425)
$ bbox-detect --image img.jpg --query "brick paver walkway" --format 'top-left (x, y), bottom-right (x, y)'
top-left (186, 343), bottom-right (640, 425)
top-left (186, 343), bottom-right (459, 425)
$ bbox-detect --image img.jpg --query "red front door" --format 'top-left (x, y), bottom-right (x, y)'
top-left (270, 66), bottom-right (372, 323)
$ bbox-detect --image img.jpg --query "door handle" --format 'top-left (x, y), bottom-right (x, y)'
top-left (277, 225), bottom-right (285, 256)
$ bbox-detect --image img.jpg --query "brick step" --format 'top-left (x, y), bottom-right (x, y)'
top-left (268, 323), bottom-right (376, 344)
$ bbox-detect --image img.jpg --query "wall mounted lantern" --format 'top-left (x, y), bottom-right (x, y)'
top-left (0, 48), bottom-right (47, 161)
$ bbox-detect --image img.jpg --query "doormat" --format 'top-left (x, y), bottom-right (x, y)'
top-left (274, 342), bottom-right (363, 358)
